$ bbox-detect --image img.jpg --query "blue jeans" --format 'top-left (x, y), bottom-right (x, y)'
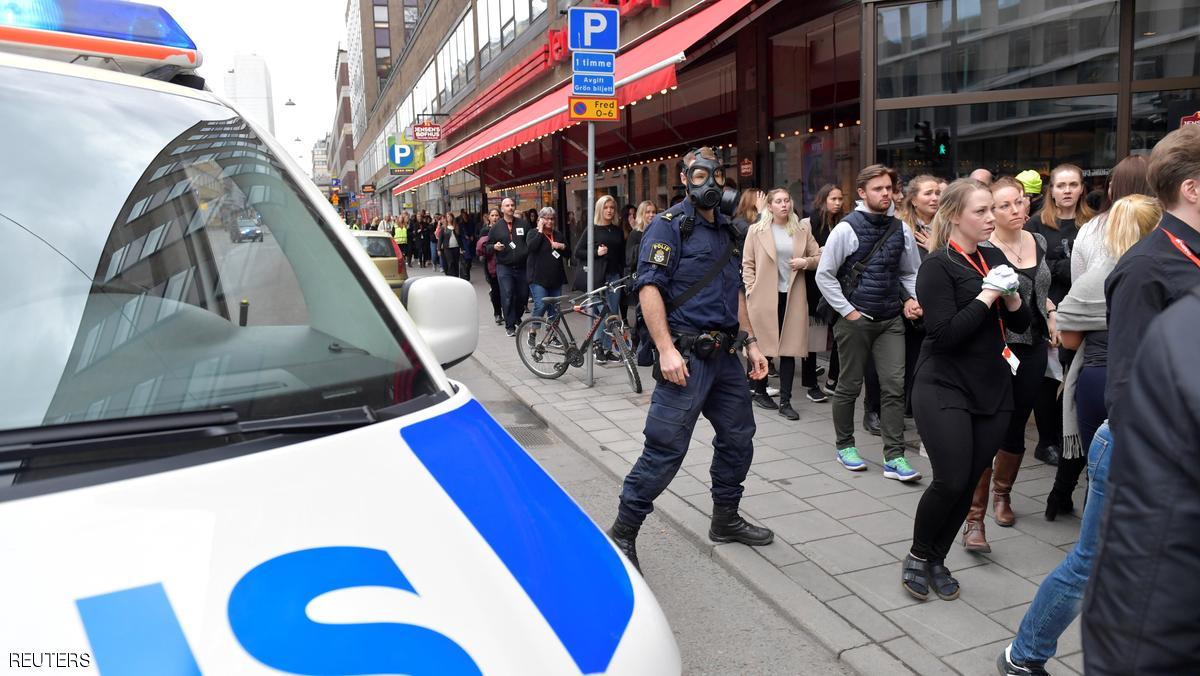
top-left (529, 283), bottom-right (561, 320)
top-left (1011, 421), bottom-right (1113, 665)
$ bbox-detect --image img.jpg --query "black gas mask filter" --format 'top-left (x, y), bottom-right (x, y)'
top-left (685, 154), bottom-right (739, 217)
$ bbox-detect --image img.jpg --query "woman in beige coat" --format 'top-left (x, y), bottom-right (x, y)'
top-left (743, 188), bottom-right (822, 420)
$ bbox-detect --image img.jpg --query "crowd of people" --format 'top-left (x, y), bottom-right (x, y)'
top-left (599, 128), bottom-right (1198, 675)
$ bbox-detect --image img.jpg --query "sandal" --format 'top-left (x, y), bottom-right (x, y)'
top-left (901, 554), bottom-right (930, 600)
top-left (928, 560), bottom-right (960, 600)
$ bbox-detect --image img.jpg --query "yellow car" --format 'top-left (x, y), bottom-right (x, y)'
top-left (354, 231), bottom-right (409, 297)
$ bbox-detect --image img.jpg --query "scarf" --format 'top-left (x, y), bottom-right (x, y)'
top-left (1056, 260), bottom-right (1113, 459)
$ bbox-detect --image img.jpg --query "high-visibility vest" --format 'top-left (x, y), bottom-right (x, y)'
top-left (395, 226), bottom-right (408, 244)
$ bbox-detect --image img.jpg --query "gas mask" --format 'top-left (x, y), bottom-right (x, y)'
top-left (685, 157), bottom-right (739, 217)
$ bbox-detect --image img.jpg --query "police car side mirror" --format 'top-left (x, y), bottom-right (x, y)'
top-left (401, 276), bottom-right (478, 369)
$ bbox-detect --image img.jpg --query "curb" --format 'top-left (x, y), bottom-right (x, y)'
top-left (468, 349), bottom-right (881, 675)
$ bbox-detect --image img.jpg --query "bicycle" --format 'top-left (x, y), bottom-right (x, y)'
top-left (515, 274), bottom-right (642, 394)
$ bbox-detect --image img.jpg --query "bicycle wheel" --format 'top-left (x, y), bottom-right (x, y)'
top-left (605, 316), bottom-right (642, 394)
top-left (516, 317), bottom-right (571, 379)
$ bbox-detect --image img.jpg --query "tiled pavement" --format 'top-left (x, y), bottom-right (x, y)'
top-left (447, 268), bottom-right (1089, 675)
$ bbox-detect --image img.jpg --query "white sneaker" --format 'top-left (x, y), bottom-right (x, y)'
top-left (766, 386), bottom-right (780, 397)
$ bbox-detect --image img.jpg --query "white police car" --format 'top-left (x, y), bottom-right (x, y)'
top-left (0, 2), bottom-right (680, 673)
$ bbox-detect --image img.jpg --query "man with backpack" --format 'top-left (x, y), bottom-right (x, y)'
top-left (815, 164), bottom-right (923, 482)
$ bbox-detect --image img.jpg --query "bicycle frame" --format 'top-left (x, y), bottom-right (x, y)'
top-left (545, 275), bottom-right (634, 355)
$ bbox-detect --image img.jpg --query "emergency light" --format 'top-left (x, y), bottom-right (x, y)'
top-left (0, 0), bottom-right (201, 75)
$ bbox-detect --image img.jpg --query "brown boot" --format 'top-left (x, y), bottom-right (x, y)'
top-left (963, 468), bottom-right (992, 552)
top-left (992, 450), bottom-right (1023, 527)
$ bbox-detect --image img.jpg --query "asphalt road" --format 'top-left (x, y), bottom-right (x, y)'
top-left (447, 356), bottom-right (852, 676)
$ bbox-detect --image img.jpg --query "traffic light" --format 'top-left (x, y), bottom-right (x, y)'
top-left (913, 121), bottom-right (933, 158)
top-left (934, 128), bottom-right (951, 158)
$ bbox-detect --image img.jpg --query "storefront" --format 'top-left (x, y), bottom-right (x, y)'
top-left (862, 0), bottom-right (1200, 184)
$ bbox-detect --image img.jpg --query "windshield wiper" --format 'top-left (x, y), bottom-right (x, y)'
top-left (0, 406), bottom-right (380, 462)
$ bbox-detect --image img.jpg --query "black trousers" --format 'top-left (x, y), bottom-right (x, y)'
top-left (903, 319), bottom-right (925, 415)
top-left (1033, 348), bottom-right (1073, 450)
top-left (751, 291), bottom-right (797, 401)
top-left (485, 270), bottom-right (502, 317)
top-left (911, 382), bottom-right (1011, 561)
top-left (1002, 341), bottom-right (1049, 454)
top-left (442, 247), bottom-right (462, 277)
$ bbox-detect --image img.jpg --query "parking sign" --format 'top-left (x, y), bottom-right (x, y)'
top-left (567, 7), bottom-right (619, 53)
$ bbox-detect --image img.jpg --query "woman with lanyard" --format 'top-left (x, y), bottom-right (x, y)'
top-left (895, 175), bottom-right (940, 417)
top-left (961, 178), bottom-right (1055, 552)
top-left (526, 207), bottom-right (568, 321)
top-left (902, 178), bottom-right (1029, 601)
top-left (573, 195), bottom-right (625, 362)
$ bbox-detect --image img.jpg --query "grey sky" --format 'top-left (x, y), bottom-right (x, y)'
top-left (156, 0), bottom-right (346, 174)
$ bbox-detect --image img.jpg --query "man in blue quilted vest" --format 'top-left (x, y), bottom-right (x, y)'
top-left (815, 164), bottom-right (923, 482)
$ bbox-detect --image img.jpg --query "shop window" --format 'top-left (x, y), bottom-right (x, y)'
top-left (875, 95), bottom-right (1117, 182)
top-left (771, 7), bottom-right (859, 120)
top-left (1134, 0), bottom-right (1200, 80)
top-left (876, 0), bottom-right (1119, 99)
top-left (641, 167), bottom-right (650, 203)
top-left (1131, 88), bottom-right (1200, 154)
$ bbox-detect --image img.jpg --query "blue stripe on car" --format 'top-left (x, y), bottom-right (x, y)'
top-left (402, 400), bottom-right (634, 674)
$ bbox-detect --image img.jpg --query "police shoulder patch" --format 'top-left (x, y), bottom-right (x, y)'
top-left (660, 212), bottom-right (674, 221)
top-left (649, 242), bottom-right (672, 266)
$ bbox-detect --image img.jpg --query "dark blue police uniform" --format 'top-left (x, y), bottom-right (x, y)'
top-left (617, 199), bottom-right (756, 528)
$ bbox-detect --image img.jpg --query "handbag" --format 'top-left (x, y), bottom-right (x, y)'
top-left (814, 219), bottom-right (900, 324)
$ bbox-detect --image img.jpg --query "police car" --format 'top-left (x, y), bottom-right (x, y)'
top-left (0, 2), bottom-right (680, 673)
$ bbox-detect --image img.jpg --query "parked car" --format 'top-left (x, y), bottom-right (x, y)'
top-left (0, 2), bottom-right (680, 673)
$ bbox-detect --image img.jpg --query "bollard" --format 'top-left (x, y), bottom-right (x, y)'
top-left (239, 298), bottom-right (249, 326)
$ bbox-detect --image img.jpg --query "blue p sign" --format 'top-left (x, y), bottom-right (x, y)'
top-left (390, 143), bottom-right (414, 167)
top-left (568, 7), bottom-right (619, 53)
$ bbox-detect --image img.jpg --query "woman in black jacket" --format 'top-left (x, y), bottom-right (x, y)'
top-left (526, 207), bottom-right (568, 319)
top-left (573, 195), bottom-right (625, 361)
top-left (902, 178), bottom-right (1030, 601)
top-left (1025, 164), bottom-right (1093, 467)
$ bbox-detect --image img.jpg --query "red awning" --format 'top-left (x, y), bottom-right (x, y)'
top-left (393, 0), bottom-right (751, 197)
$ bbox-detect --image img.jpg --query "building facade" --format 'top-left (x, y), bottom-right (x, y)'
top-left (222, 53), bottom-right (276, 135)
top-left (312, 134), bottom-right (333, 193)
top-left (341, 0), bottom-right (1198, 239)
top-left (329, 48), bottom-right (358, 219)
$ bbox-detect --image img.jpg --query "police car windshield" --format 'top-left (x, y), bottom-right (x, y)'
top-left (0, 66), bottom-right (436, 437)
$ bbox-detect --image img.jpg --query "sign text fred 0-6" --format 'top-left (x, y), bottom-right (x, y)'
top-left (568, 96), bottom-right (619, 122)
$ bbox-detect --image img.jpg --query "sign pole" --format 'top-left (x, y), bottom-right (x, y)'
top-left (586, 120), bottom-right (596, 386)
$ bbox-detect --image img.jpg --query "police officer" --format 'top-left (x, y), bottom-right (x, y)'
top-left (609, 147), bottom-right (774, 572)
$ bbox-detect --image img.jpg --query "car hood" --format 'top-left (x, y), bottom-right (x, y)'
top-left (0, 386), bottom-right (679, 674)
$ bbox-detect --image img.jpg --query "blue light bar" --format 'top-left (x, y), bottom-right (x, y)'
top-left (0, 0), bottom-right (196, 50)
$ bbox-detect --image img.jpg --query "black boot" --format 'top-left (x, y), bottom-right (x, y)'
top-left (709, 504), bottom-right (774, 546)
top-left (1045, 455), bottom-right (1085, 520)
top-left (778, 398), bottom-right (799, 420)
top-left (863, 411), bottom-right (882, 436)
top-left (607, 520), bottom-right (641, 573)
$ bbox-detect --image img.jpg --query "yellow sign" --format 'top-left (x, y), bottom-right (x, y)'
top-left (330, 193), bottom-right (340, 205)
top-left (569, 96), bottom-right (620, 122)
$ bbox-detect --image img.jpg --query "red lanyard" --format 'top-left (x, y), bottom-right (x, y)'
top-left (1160, 227), bottom-right (1200, 269)
top-left (949, 240), bottom-right (1008, 340)
top-left (545, 228), bottom-right (555, 245)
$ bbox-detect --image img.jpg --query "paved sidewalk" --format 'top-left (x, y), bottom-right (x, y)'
top-left (446, 267), bottom-right (1088, 675)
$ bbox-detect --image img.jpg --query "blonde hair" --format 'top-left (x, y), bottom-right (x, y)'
top-left (633, 200), bottom-right (656, 232)
top-left (929, 178), bottom-right (991, 250)
top-left (896, 174), bottom-right (939, 229)
top-left (1104, 195), bottom-right (1161, 260)
top-left (751, 189), bottom-right (800, 237)
top-left (593, 194), bottom-right (618, 226)
top-left (1041, 164), bottom-right (1096, 229)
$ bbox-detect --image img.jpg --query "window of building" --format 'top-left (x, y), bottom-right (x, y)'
top-left (1131, 88), bottom-right (1200, 154)
top-left (375, 28), bottom-right (390, 47)
top-left (1134, 0), bottom-right (1200, 80)
top-left (404, 0), bottom-right (420, 42)
top-left (771, 8), bottom-right (860, 121)
top-left (435, 11), bottom-right (475, 106)
top-left (875, 95), bottom-right (1117, 180)
top-left (875, 0), bottom-right (1120, 99)
top-left (477, 0), bottom-right (545, 61)
top-left (373, 6), bottom-right (388, 23)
